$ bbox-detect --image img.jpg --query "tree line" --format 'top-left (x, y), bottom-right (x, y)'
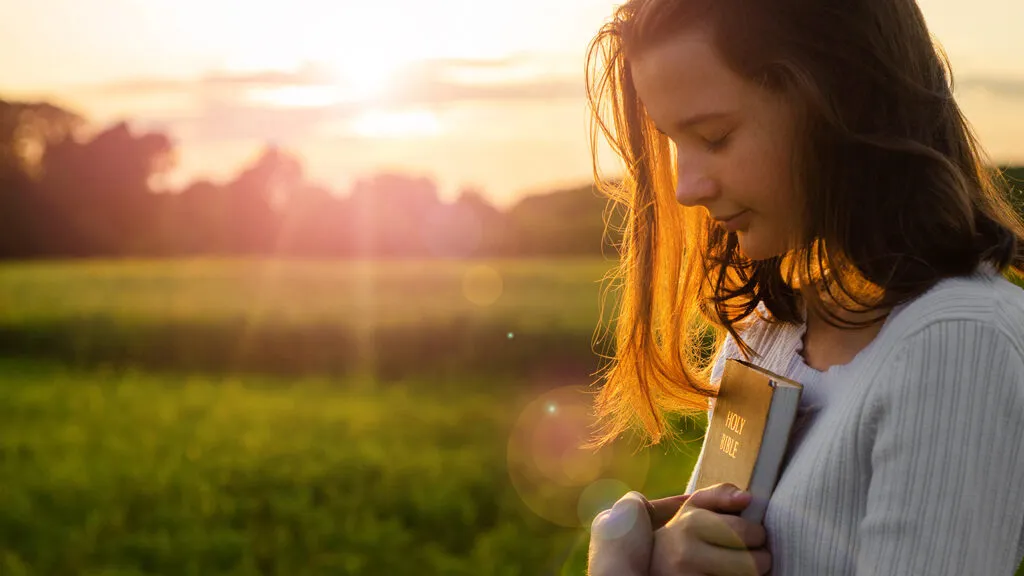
top-left (0, 97), bottom-right (1021, 259)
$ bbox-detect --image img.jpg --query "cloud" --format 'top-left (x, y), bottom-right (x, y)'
top-left (387, 56), bottom-right (584, 104)
top-left (955, 75), bottom-right (1024, 99)
top-left (407, 56), bottom-right (524, 70)
top-left (376, 79), bottom-right (583, 108)
top-left (382, 65), bottom-right (583, 106)
top-left (89, 64), bottom-right (335, 97)
top-left (182, 102), bottom-right (356, 144)
top-left (89, 55), bottom-right (583, 106)
top-left (83, 61), bottom-right (1023, 148)
top-left (75, 55), bottom-right (585, 144)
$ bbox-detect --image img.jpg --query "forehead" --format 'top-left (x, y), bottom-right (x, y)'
top-left (629, 28), bottom-right (749, 121)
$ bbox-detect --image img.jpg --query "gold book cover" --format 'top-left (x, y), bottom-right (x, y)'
top-left (693, 358), bottom-right (804, 522)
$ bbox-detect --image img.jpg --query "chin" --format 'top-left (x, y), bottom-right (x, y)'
top-left (736, 232), bottom-right (786, 262)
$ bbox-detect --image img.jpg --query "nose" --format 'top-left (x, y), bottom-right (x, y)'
top-left (675, 160), bottom-right (718, 208)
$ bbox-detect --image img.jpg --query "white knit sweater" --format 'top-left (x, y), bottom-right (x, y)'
top-left (684, 265), bottom-right (1024, 575)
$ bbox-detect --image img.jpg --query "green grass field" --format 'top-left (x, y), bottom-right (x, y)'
top-left (0, 258), bottom-right (619, 379)
top-left (1, 258), bottom-right (1021, 575)
top-left (0, 358), bottom-right (703, 575)
top-left (0, 258), bottom-right (707, 575)
top-left (0, 259), bottom-right (614, 329)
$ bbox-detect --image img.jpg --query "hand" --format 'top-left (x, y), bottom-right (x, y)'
top-left (585, 490), bottom-right (705, 575)
top-left (650, 483), bottom-right (771, 576)
top-left (588, 491), bottom-right (661, 575)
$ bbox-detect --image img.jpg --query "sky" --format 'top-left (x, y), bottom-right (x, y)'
top-left (2, 0), bottom-right (1023, 206)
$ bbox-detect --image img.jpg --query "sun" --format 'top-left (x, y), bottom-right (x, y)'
top-left (328, 45), bottom-right (410, 103)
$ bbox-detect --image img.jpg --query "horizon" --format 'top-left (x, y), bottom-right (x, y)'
top-left (3, 0), bottom-right (1024, 207)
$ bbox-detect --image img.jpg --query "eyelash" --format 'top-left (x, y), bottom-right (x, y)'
top-left (657, 129), bottom-right (731, 153)
top-left (704, 134), bottom-right (730, 152)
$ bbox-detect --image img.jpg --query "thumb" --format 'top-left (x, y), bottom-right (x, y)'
top-left (591, 491), bottom-right (653, 542)
top-left (588, 491), bottom-right (655, 575)
top-left (677, 483), bottom-right (751, 516)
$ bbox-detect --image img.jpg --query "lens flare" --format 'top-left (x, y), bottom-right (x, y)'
top-left (578, 478), bottom-right (635, 533)
top-left (506, 385), bottom-right (650, 527)
top-left (462, 265), bottom-right (503, 306)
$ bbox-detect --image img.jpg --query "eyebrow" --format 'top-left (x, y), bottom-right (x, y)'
top-left (661, 111), bottom-right (734, 134)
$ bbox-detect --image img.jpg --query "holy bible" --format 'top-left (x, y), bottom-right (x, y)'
top-left (692, 358), bottom-right (804, 524)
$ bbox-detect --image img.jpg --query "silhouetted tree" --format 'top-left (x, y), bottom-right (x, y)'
top-left (504, 184), bottom-right (609, 255)
top-left (155, 180), bottom-right (225, 255)
top-left (38, 122), bottom-right (173, 255)
top-left (219, 145), bottom-right (302, 254)
top-left (0, 99), bottom-right (84, 177)
top-left (418, 186), bottom-right (504, 258)
top-left (347, 173), bottom-right (443, 257)
top-left (1, 94), bottom-right (1019, 260)
top-left (276, 184), bottom-right (349, 256)
top-left (0, 99), bottom-right (84, 257)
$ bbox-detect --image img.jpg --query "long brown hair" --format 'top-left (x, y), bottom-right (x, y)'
top-left (584, 0), bottom-right (1024, 449)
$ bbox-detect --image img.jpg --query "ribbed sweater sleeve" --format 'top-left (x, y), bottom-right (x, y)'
top-left (856, 320), bottom-right (1024, 575)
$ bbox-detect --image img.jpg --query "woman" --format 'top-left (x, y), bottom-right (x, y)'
top-left (582, 0), bottom-right (1024, 574)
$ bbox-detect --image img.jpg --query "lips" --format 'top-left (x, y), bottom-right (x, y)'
top-left (714, 209), bottom-right (751, 232)
top-left (714, 210), bottom-right (748, 223)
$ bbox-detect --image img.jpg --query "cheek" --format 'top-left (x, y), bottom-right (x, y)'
top-left (725, 133), bottom-right (794, 210)
top-left (760, 145), bottom-right (796, 207)
top-left (726, 159), bottom-right (790, 213)
top-left (736, 106), bottom-right (800, 211)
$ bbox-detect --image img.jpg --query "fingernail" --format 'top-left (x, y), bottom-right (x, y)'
top-left (733, 489), bottom-right (749, 500)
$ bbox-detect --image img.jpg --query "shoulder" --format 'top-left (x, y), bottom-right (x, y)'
top-left (865, 267), bottom-right (1024, 409)
top-left (883, 266), bottom-right (1024, 357)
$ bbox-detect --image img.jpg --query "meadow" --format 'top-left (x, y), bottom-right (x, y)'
top-left (2, 258), bottom-right (1021, 575)
top-left (0, 259), bottom-right (623, 379)
top-left (0, 259), bottom-right (706, 575)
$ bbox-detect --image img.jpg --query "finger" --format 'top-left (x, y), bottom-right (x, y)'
top-left (680, 482), bottom-right (752, 515)
top-left (589, 491), bottom-right (655, 575)
top-left (591, 491), bottom-right (652, 542)
top-left (750, 547), bottom-right (772, 575)
top-left (647, 493), bottom-right (689, 530)
top-left (689, 539), bottom-right (770, 576)
top-left (676, 507), bottom-right (766, 550)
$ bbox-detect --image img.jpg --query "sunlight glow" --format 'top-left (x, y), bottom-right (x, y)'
top-left (332, 57), bottom-right (402, 103)
top-left (247, 85), bottom-right (344, 108)
top-left (350, 109), bottom-right (443, 138)
top-left (321, 8), bottom-right (424, 103)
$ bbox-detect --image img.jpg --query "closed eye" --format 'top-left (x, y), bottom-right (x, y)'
top-left (703, 133), bottom-right (731, 152)
top-left (655, 125), bottom-right (732, 153)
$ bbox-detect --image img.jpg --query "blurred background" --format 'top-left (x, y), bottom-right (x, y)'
top-left (1, 1), bottom-right (1022, 574)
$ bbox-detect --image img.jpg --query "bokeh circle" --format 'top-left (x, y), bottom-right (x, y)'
top-left (506, 385), bottom-right (650, 527)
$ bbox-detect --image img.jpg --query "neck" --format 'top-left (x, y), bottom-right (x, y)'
top-left (798, 287), bottom-right (891, 329)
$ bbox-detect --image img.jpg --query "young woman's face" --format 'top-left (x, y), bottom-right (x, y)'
top-left (630, 27), bottom-right (802, 261)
